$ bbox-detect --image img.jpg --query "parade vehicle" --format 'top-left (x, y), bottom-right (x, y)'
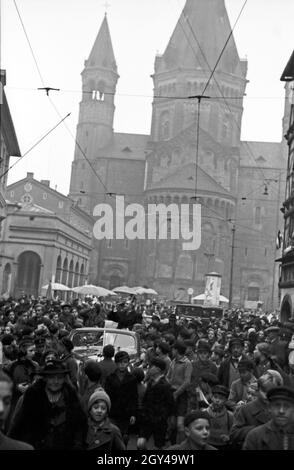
top-left (174, 303), bottom-right (223, 322)
top-left (69, 327), bottom-right (140, 365)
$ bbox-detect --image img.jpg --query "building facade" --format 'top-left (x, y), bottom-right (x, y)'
top-left (279, 50), bottom-right (294, 321)
top-left (1, 173), bottom-right (93, 298)
top-left (69, 0), bottom-right (286, 306)
top-left (0, 69), bottom-right (21, 293)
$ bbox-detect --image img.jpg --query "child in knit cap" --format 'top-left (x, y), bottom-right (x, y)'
top-left (86, 388), bottom-right (125, 451)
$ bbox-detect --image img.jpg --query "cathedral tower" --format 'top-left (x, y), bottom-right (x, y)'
top-left (151, 0), bottom-right (248, 148)
top-left (69, 15), bottom-right (119, 211)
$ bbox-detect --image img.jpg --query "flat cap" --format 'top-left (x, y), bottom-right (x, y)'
top-left (267, 386), bottom-right (294, 404)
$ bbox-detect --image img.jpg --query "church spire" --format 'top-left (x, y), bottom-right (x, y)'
top-left (86, 15), bottom-right (117, 72)
top-left (157, 0), bottom-right (244, 76)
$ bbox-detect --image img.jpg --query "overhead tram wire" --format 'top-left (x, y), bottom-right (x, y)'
top-left (12, 0), bottom-right (114, 200)
top-left (176, 0), bottom-right (268, 183)
top-left (201, 0), bottom-right (248, 96)
top-left (5, 85), bottom-right (288, 103)
top-left (0, 113), bottom-right (71, 180)
top-left (47, 96), bottom-right (111, 196)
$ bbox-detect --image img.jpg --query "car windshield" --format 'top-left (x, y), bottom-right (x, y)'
top-left (71, 330), bottom-right (137, 355)
top-left (72, 331), bottom-right (104, 347)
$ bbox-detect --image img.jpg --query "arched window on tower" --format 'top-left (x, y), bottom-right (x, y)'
top-left (97, 80), bottom-right (106, 101)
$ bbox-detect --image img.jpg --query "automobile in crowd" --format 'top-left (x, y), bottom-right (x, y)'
top-left (174, 303), bottom-right (223, 322)
top-left (69, 327), bottom-right (140, 364)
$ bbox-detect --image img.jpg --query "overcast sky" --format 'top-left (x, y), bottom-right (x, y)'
top-left (1, 0), bottom-right (294, 195)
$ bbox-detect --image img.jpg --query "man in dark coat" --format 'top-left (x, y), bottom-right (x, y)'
top-left (137, 358), bottom-right (175, 449)
top-left (105, 350), bottom-right (138, 446)
top-left (230, 369), bottom-right (283, 449)
top-left (218, 338), bottom-right (246, 389)
top-left (243, 386), bottom-right (294, 450)
top-left (8, 360), bottom-right (87, 449)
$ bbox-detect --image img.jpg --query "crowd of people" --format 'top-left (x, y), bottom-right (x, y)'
top-left (1, 294), bottom-right (294, 451)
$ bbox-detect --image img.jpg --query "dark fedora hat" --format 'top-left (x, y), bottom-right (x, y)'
top-left (39, 359), bottom-right (69, 376)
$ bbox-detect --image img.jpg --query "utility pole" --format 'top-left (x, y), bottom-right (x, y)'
top-left (229, 224), bottom-right (236, 308)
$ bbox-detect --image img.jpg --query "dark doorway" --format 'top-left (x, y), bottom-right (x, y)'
top-left (15, 251), bottom-right (41, 298)
top-left (281, 298), bottom-right (292, 323)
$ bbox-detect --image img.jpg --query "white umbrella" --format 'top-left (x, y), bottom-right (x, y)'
top-left (144, 288), bottom-right (158, 295)
top-left (132, 286), bottom-right (146, 295)
top-left (72, 284), bottom-right (116, 297)
top-left (41, 282), bottom-right (71, 292)
top-left (133, 287), bottom-right (158, 295)
top-left (192, 293), bottom-right (229, 303)
top-left (112, 285), bottom-right (137, 295)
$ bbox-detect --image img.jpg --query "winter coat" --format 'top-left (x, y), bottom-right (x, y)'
top-left (230, 396), bottom-right (271, 448)
top-left (167, 439), bottom-right (217, 450)
top-left (8, 379), bottom-right (87, 450)
top-left (190, 359), bottom-right (218, 387)
top-left (0, 431), bottom-right (33, 450)
top-left (86, 417), bottom-right (125, 451)
top-left (98, 358), bottom-right (117, 387)
top-left (243, 421), bottom-right (294, 450)
top-left (140, 376), bottom-right (175, 428)
top-left (105, 370), bottom-right (138, 421)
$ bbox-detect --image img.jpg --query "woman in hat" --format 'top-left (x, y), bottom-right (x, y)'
top-left (86, 388), bottom-right (125, 451)
top-left (9, 360), bottom-right (87, 449)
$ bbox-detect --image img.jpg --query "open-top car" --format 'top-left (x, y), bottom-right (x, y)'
top-left (69, 327), bottom-right (140, 364)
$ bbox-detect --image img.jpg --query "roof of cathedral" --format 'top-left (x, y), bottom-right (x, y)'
top-left (240, 141), bottom-right (284, 169)
top-left (86, 15), bottom-right (117, 72)
top-left (105, 132), bottom-right (150, 161)
top-left (149, 162), bottom-right (232, 196)
top-left (156, 0), bottom-right (245, 76)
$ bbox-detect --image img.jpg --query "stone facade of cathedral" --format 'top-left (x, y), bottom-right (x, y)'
top-left (69, 0), bottom-right (286, 308)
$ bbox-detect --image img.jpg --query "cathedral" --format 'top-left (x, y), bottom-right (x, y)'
top-left (69, 0), bottom-right (286, 308)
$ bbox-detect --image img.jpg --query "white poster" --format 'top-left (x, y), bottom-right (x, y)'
top-left (203, 274), bottom-right (221, 307)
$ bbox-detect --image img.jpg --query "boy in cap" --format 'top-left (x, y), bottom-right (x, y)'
top-left (243, 386), bottom-right (294, 450)
top-left (86, 388), bottom-right (125, 451)
top-left (205, 385), bottom-right (233, 450)
top-left (105, 350), bottom-right (138, 446)
top-left (167, 411), bottom-right (216, 450)
top-left (166, 341), bottom-right (192, 444)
